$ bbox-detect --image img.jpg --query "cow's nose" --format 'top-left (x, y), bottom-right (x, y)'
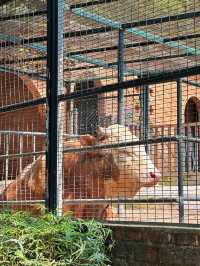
top-left (149, 171), bottom-right (161, 180)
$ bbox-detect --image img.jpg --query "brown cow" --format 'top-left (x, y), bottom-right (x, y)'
top-left (0, 124), bottom-right (161, 219)
top-left (0, 135), bottom-right (119, 218)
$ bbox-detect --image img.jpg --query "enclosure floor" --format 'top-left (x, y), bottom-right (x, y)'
top-left (112, 185), bottom-right (200, 224)
top-left (112, 202), bottom-right (200, 224)
top-left (134, 184), bottom-right (200, 199)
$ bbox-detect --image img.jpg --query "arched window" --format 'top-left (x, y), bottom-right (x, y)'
top-left (185, 97), bottom-right (200, 124)
top-left (184, 97), bottom-right (200, 172)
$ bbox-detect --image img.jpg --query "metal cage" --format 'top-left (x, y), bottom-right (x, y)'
top-left (0, 0), bottom-right (200, 225)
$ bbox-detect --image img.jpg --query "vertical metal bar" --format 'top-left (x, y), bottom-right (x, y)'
top-left (198, 125), bottom-right (200, 172)
top-left (177, 78), bottom-right (184, 223)
top-left (118, 29), bottom-right (125, 125)
top-left (5, 134), bottom-right (9, 187)
top-left (47, 0), bottom-right (64, 214)
top-left (168, 127), bottom-right (172, 176)
top-left (33, 136), bottom-right (36, 161)
top-left (192, 126), bottom-right (196, 171)
top-left (185, 102), bottom-right (190, 172)
top-left (174, 127), bottom-right (178, 173)
top-left (161, 126), bottom-right (165, 176)
top-left (19, 135), bottom-right (23, 174)
top-left (0, 134), bottom-right (1, 183)
top-left (117, 29), bottom-right (125, 217)
top-left (196, 128), bottom-right (199, 170)
top-left (140, 89), bottom-right (143, 138)
top-left (73, 108), bottom-right (78, 135)
top-left (68, 83), bottom-right (75, 135)
top-left (57, 2), bottom-right (65, 217)
top-left (142, 85), bottom-right (149, 152)
top-left (184, 126), bottom-right (188, 172)
top-left (188, 125), bottom-right (192, 171)
top-left (154, 127), bottom-right (158, 171)
top-left (140, 85), bottom-right (149, 152)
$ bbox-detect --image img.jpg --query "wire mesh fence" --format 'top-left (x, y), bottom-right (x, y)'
top-left (0, 0), bottom-right (200, 225)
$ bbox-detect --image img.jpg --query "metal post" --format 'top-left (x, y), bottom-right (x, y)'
top-left (117, 29), bottom-right (125, 125)
top-left (33, 136), bottom-right (36, 161)
top-left (161, 127), bottom-right (165, 177)
top-left (140, 85), bottom-right (149, 151)
top-left (143, 85), bottom-right (149, 151)
top-left (68, 83), bottom-right (75, 135)
top-left (47, 0), bottom-right (64, 214)
top-left (19, 135), bottom-right (23, 174)
top-left (56, 0), bottom-right (65, 216)
top-left (5, 134), bottom-right (9, 187)
top-left (117, 29), bottom-right (125, 217)
top-left (168, 127), bottom-right (172, 176)
top-left (73, 108), bottom-right (78, 135)
top-left (177, 78), bottom-right (184, 223)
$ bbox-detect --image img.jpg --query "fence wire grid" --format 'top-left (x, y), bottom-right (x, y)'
top-left (0, 0), bottom-right (200, 225)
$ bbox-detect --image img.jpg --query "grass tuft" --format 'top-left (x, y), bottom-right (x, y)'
top-left (0, 210), bottom-right (113, 266)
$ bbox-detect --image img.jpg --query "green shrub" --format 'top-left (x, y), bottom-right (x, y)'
top-left (0, 211), bottom-right (113, 266)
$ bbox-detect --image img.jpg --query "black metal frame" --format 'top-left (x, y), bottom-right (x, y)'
top-left (0, 0), bottom-right (118, 20)
top-left (117, 29), bottom-right (125, 125)
top-left (1, 65), bottom-right (200, 114)
top-left (1, 51), bottom-right (197, 71)
top-left (141, 85), bottom-right (149, 151)
top-left (1, 10), bottom-right (200, 43)
top-left (177, 79), bottom-right (184, 223)
top-left (46, 0), bottom-right (63, 213)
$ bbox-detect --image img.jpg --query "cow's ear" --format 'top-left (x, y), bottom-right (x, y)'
top-left (96, 127), bottom-right (110, 141)
top-left (80, 135), bottom-right (97, 146)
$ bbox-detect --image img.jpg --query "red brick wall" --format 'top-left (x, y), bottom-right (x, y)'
top-left (0, 73), bottom-right (45, 180)
top-left (110, 224), bottom-right (200, 266)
